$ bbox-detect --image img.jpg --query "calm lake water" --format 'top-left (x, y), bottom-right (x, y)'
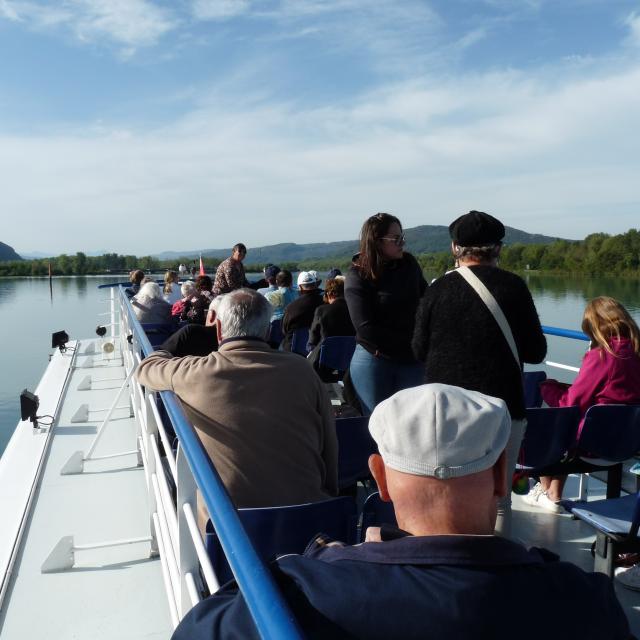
top-left (1, 272), bottom-right (639, 456)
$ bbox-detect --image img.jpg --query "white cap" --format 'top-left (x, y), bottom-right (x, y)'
top-left (297, 270), bottom-right (320, 287)
top-left (369, 383), bottom-right (511, 480)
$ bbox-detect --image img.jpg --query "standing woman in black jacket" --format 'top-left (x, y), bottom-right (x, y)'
top-left (412, 210), bottom-right (547, 536)
top-left (345, 213), bottom-right (427, 415)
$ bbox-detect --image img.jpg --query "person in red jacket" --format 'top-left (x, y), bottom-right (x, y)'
top-left (525, 296), bottom-right (640, 511)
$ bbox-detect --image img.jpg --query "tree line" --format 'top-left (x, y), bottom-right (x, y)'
top-left (0, 229), bottom-right (638, 277)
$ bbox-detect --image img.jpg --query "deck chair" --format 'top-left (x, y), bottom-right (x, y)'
top-left (318, 336), bottom-right (356, 377)
top-left (546, 405), bottom-right (640, 500)
top-left (141, 322), bottom-right (177, 348)
top-left (206, 496), bottom-right (358, 584)
top-left (268, 318), bottom-right (283, 349)
top-left (572, 492), bottom-right (640, 577)
top-left (291, 327), bottom-right (310, 356)
top-left (516, 406), bottom-right (580, 474)
top-left (336, 416), bottom-right (377, 490)
top-left (360, 492), bottom-right (397, 542)
top-left (523, 370), bottom-right (547, 408)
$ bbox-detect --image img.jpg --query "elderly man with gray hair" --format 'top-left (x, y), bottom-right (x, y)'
top-left (171, 383), bottom-right (629, 640)
top-left (137, 288), bottom-right (338, 520)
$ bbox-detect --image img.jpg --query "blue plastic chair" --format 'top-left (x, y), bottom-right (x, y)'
top-left (141, 322), bottom-right (177, 348)
top-left (318, 336), bottom-right (356, 375)
top-left (268, 319), bottom-right (283, 348)
top-left (291, 327), bottom-right (310, 355)
top-left (360, 492), bottom-right (397, 542)
top-left (336, 416), bottom-right (378, 490)
top-left (572, 492), bottom-right (640, 576)
top-left (206, 496), bottom-right (358, 584)
top-left (523, 370), bottom-right (547, 408)
top-left (517, 406), bottom-right (580, 474)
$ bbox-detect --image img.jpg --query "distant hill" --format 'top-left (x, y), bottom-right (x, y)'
top-left (156, 224), bottom-right (562, 265)
top-left (0, 241), bottom-right (22, 262)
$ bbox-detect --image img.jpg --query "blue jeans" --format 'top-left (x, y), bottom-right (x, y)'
top-left (349, 344), bottom-right (425, 415)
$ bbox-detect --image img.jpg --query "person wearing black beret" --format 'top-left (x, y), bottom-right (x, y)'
top-left (412, 210), bottom-right (547, 537)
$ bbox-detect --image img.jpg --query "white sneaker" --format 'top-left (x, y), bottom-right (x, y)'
top-left (616, 564), bottom-right (640, 591)
top-left (522, 482), bottom-right (544, 506)
top-left (536, 491), bottom-right (563, 514)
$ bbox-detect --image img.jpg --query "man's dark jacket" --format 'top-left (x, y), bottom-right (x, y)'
top-left (171, 534), bottom-right (630, 640)
top-left (282, 289), bottom-right (324, 351)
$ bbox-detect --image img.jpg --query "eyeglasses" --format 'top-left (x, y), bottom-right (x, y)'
top-left (379, 234), bottom-right (405, 246)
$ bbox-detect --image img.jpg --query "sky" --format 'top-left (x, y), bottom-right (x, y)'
top-left (1, 0), bottom-right (639, 256)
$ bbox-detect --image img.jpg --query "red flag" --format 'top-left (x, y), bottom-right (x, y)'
top-left (199, 255), bottom-right (205, 276)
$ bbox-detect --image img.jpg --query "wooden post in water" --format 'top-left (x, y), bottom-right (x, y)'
top-left (48, 261), bottom-right (53, 302)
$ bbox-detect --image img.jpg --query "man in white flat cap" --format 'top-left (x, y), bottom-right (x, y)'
top-left (171, 384), bottom-right (629, 640)
top-left (281, 270), bottom-right (324, 351)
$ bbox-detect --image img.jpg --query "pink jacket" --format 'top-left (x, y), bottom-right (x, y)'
top-left (541, 338), bottom-right (640, 435)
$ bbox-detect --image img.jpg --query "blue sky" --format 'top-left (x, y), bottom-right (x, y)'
top-left (1, 0), bottom-right (639, 256)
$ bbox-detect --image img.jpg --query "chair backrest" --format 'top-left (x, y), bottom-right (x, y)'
top-left (523, 370), bottom-right (547, 408)
top-left (141, 322), bottom-right (177, 347)
top-left (318, 336), bottom-right (357, 373)
top-left (291, 327), bottom-right (310, 355)
top-left (336, 416), bottom-right (377, 489)
top-left (269, 319), bottom-right (283, 347)
top-left (206, 496), bottom-right (358, 584)
top-left (577, 404), bottom-right (640, 462)
top-left (360, 492), bottom-right (397, 542)
top-left (519, 406), bottom-right (581, 470)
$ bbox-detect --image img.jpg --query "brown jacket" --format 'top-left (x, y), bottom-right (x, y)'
top-left (137, 339), bottom-right (338, 517)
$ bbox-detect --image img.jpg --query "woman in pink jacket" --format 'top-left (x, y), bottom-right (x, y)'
top-left (525, 296), bottom-right (640, 512)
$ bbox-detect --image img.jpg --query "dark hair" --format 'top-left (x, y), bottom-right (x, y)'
top-left (130, 269), bottom-right (145, 285)
top-left (276, 270), bottom-right (292, 287)
top-left (452, 244), bottom-right (501, 262)
top-left (356, 212), bottom-right (402, 280)
top-left (195, 275), bottom-right (213, 292)
top-left (324, 277), bottom-right (344, 300)
top-left (232, 243), bottom-right (247, 254)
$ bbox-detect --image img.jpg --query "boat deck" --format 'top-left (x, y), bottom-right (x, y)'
top-left (0, 340), bottom-right (172, 639)
top-left (513, 476), bottom-right (640, 636)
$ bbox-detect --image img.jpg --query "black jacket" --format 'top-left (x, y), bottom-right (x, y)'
top-left (160, 324), bottom-right (218, 357)
top-left (412, 265), bottom-right (546, 419)
top-left (282, 289), bottom-right (324, 351)
top-left (307, 298), bottom-right (355, 350)
top-left (345, 253), bottom-right (427, 362)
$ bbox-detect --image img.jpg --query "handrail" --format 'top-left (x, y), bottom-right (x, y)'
top-left (118, 286), bottom-right (303, 639)
top-left (541, 325), bottom-right (589, 342)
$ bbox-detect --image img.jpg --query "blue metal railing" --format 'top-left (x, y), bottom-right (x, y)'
top-left (541, 325), bottom-right (589, 342)
top-left (119, 285), bottom-right (303, 639)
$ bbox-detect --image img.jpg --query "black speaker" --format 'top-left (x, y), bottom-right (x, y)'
top-left (20, 389), bottom-right (39, 424)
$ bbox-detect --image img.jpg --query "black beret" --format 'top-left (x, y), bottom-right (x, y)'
top-left (448, 210), bottom-right (505, 246)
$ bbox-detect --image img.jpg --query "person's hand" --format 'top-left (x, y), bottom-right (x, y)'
top-left (364, 527), bottom-right (382, 543)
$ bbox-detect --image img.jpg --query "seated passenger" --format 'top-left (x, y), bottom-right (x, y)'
top-left (125, 269), bottom-right (145, 298)
top-left (170, 384), bottom-right (630, 640)
top-left (131, 282), bottom-right (172, 324)
top-left (161, 296), bottom-right (222, 357)
top-left (163, 270), bottom-right (182, 305)
top-left (181, 275), bottom-right (213, 325)
top-left (264, 270), bottom-right (298, 321)
top-left (171, 281), bottom-right (195, 318)
top-left (282, 271), bottom-right (324, 352)
top-left (525, 296), bottom-right (640, 511)
top-left (257, 264), bottom-right (280, 296)
top-left (137, 288), bottom-right (338, 521)
top-left (307, 277), bottom-right (355, 381)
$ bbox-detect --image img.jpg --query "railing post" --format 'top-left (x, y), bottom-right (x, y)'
top-left (176, 446), bottom-right (201, 617)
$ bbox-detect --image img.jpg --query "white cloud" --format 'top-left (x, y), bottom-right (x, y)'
top-left (192, 0), bottom-right (250, 21)
top-left (0, 0), bottom-right (176, 52)
top-left (625, 11), bottom-right (640, 47)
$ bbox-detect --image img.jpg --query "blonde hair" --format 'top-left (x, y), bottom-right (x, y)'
top-left (164, 271), bottom-right (178, 294)
top-left (581, 296), bottom-right (640, 357)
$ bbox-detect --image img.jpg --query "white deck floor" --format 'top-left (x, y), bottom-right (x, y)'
top-left (513, 475), bottom-right (640, 637)
top-left (0, 341), bottom-right (172, 639)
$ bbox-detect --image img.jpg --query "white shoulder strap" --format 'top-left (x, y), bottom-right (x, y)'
top-left (456, 266), bottom-right (520, 368)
